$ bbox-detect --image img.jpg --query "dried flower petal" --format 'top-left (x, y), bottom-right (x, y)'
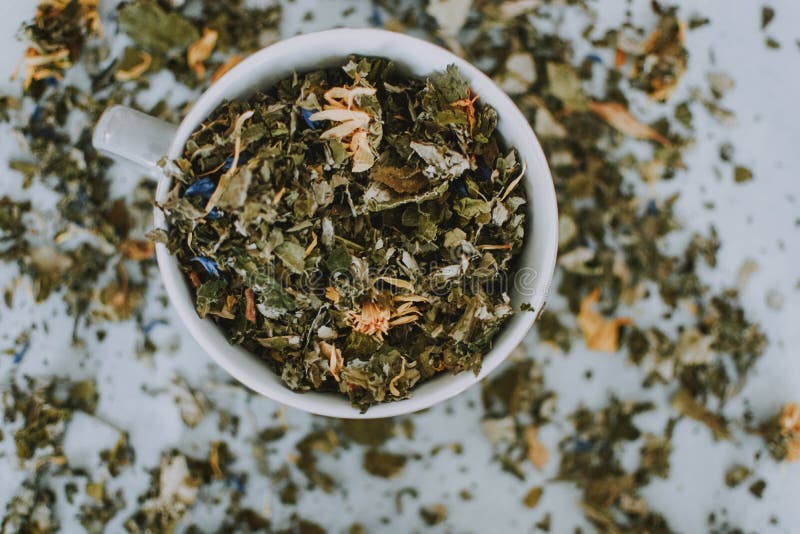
top-left (187, 28), bottom-right (218, 79)
top-left (114, 50), bottom-right (152, 81)
top-left (388, 358), bottom-right (407, 397)
top-left (779, 402), bottom-right (800, 432)
top-left (323, 86), bottom-right (377, 108)
top-left (310, 108), bottom-right (371, 128)
top-left (119, 239), bottom-right (155, 260)
top-left (588, 101), bottom-right (669, 146)
top-left (15, 47), bottom-right (71, 89)
top-left (779, 402), bottom-right (800, 462)
top-left (209, 442), bottom-right (223, 480)
top-left (325, 286), bottom-right (341, 303)
top-left (211, 54), bottom-right (243, 83)
top-left (347, 301), bottom-right (391, 341)
top-left (308, 86), bottom-right (377, 173)
top-left (319, 341), bottom-right (344, 382)
top-left (577, 288), bottom-right (632, 352)
top-left (525, 426), bottom-right (548, 469)
top-left (377, 276), bottom-right (415, 292)
top-left (450, 89), bottom-right (479, 134)
top-left (244, 288), bottom-right (256, 324)
top-left (350, 130), bottom-right (375, 173)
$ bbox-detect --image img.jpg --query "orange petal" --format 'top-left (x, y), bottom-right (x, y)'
top-left (211, 55), bottom-right (243, 84)
top-left (780, 402), bottom-right (800, 433)
top-left (325, 286), bottom-right (341, 304)
top-left (119, 239), bottom-right (155, 260)
top-left (244, 288), bottom-right (256, 324)
top-left (320, 341), bottom-right (344, 382)
top-left (187, 28), bottom-right (219, 79)
top-left (114, 50), bottom-right (152, 82)
top-left (614, 48), bottom-right (627, 69)
top-left (388, 358), bottom-right (407, 397)
top-left (577, 288), bottom-right (633, 352)
top-left (588, 101), bottom-right (669, 146)
top-left (376, 276), bottom-right (415, 292)
top-left (525, 426), bottom-right (548, 470)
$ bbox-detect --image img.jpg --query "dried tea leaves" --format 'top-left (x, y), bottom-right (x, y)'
top-left (160, 57), bottom-right (527, 410)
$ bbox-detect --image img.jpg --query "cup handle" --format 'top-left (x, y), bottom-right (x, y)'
top-left (92, 105), bottom-right (178, 171)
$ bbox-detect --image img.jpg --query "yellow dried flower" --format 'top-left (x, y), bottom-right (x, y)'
top-left (346, 298), bottom-right (422, 342)
top-left (346, 301), bottom-right (391, 341)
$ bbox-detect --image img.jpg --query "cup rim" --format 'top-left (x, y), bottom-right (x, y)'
top-left (153, 28), bottom-right (558, 418)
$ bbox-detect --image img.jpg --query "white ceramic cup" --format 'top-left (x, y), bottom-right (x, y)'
top-left (93, 28), bottom-right (558, 419)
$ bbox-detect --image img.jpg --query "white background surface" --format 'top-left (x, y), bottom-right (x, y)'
top-left (0, 1), bottom-right (798, 533)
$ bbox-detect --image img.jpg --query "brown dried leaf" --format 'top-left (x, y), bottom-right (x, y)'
top-left (523, 486), bottom-right (543, 508)
top-left (370, 166), bottom-right (427, 194)
top-left (671, 389), bottom-right (730, 440)
top-left (244, 288), bottom-right (256, 324)
top-left (119, 239), bottom-right (155, 260)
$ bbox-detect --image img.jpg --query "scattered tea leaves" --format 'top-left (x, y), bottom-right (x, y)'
top-left (523, 486), bottom-right (543, 508)
top-left (733, 165), bottom-right (753, 183)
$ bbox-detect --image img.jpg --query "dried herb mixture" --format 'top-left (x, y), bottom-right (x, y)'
top-left (158, 58), bottom-right (527, 409)
top-left (0, 0), bottom-right (797, 533)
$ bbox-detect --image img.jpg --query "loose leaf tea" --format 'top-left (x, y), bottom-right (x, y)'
top-left (2, 0), bottom-right (797, 532)
top-left (159, 57), bottom-right (528, 410)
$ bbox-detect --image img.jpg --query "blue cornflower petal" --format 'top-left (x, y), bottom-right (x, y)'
top-left (477, 161), bottom-right (493, 180)
top-left (205, 208), bottom-right (223, 221)
top-left (221, 152), bottom-right (251, 171)
top-left (77, 188), bottom-right (89, 206)
top-left (30, 106), bottom-right (43, 124)
top-left (13, 340), bottom-right (30, 364)
top-left (143, 319), bottom-right (168, 335)
top-left (227, 474), bottom-right (246, 494)
top-left (184, 178), bottom-right (217, 199)
top-left (585, 53), bottom-right (604, 65)
top-left (301, 108), bottom-right (319, 130)
top-left (191, 256), bottom-right (222, 277)
top-left (370, 3), bottom-right (382, 26)
top-left (451, 178), bottom-right (469, 198)
top-left (566, 438), bottom-right (594, 453)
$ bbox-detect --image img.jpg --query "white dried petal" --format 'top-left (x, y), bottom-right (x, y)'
top-left (535, 107), bottom-right (567, 138)
top-left (426, 0), bottom-right (472, 35)
top-left (498, 52), bottom-right (536, 95)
